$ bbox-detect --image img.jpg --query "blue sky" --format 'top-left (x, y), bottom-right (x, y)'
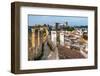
top-left (28, 15), bottom-right (88, 26)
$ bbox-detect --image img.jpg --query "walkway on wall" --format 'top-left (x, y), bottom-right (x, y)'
top-left (57, 45), bottom-right (85, 59)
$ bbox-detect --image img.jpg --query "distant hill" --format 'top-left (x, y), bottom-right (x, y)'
top-left (74, 26), bottom-right (88, 28)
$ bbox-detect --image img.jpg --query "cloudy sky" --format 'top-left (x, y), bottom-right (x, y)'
top-left (28, 15), bottom-right (88, 26)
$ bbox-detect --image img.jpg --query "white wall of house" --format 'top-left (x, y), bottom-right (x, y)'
top-left (51, 31), bottom-right (57, 45)
top-left (60, 31), bottom-right (64, 46)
